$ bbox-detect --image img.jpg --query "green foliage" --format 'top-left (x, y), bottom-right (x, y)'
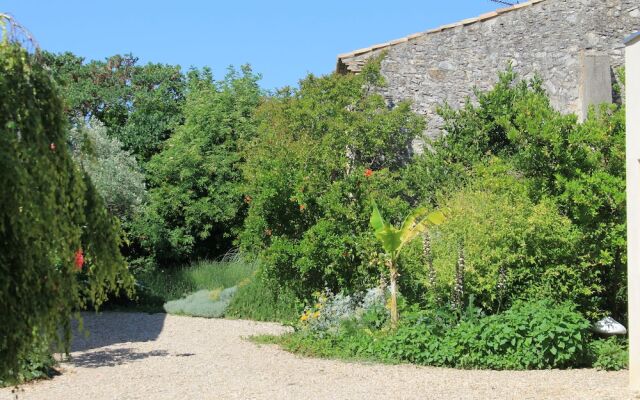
top-left (590, 337), bottom-right (628, 371)
top-left (69, 118), bottom-right (147, 221)
top-left (226, 276), bottom-right (301, 323)
top-left (0, 335), bottom-right (56, 387)
top-left (268, 300), bottom-right (591, 370)
top-left (407, 67), bottom-right (626, 318)
top-left (137, 257), bottom-right (257, 304)
top-left (0, 40), bottom-right (133, 381)
top-left (427, 161), bottom-right (599, 315)
top-left (163, 287), bottom-right (237, 318)
top-left (241, 59), bottom-right (425, 298)
top-left (370, 202), bottom-right (444, 325)
top-left (370, 203), bottom-right (444, 258)
top-left (42, 52), bottom-right (185, 161)
top-left (140, 66), bottom-right (262, 264)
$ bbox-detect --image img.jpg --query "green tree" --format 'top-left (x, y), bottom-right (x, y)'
top-left (0, 36), bottom-right (133, 380)
top-left (241, 59), bottom-right (426, 297)
top-left (139, 66), bottom-right (262, 264)
top-left (42, 52), bottom-right (185, 161)
top-left (409, 67), bottom-right (627, 318)
top-left (68, 118), bottom-right (147, 222)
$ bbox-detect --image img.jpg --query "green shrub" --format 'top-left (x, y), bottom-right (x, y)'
top-left (0, 38), bottom-right (133, 381)
top-left (427, 161), bottom-right (600, 315)
top-left (226, 276), bottom-right (301, 323)
top-left (140, 66), bottom-right (262, 264)
top-left (240, 58), bottom-right (424, 298)
top-left (268, 300), bottom-right (591, 370)
top-left (590, 337), bottom-right (628, 371)
top-left (448, 300), bottom-right (591, 369)
top-left (415, 67), bottom-right (626, 319)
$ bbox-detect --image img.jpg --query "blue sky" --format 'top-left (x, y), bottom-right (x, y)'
top-left (3, 1), bottom-right (499, 89)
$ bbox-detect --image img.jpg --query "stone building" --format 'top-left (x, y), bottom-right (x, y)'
top-left (337, 0), bottom-right (640, 141)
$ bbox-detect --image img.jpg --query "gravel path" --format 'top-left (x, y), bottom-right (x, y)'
top-left (1, 312), bottom-right (629, 400)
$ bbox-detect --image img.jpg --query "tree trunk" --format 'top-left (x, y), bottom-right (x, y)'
top-left (389, 259), bottom-right (399, 328)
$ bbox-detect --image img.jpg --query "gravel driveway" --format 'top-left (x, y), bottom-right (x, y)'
top-left (1, 312), bottom-right (629, 400)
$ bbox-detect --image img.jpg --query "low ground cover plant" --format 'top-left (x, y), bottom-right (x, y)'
top-left (590, 337), bottom-right (629, 371)
top-left (265, 298), bottom-right (598, 370)
top-left (164, 287), bottom-right (237, 318)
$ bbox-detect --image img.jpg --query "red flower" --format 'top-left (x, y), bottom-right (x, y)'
top-left (50, 143), bottom-right (56, 151)
top-left (74, 249), bottom-right (84, 271)
top-left (364, 169), bottom-right (373, 178)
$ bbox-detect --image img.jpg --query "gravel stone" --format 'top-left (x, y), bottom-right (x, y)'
top-left (1, 312), bottom-right (629, 400)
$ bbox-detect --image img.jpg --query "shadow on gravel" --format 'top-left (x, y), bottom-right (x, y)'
top-left (71, 312), bottom-right (166, 352)
top-left (68, 348), bottom-right (170, 368)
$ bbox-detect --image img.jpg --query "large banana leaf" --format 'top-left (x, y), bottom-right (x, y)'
top-left (370, 202), bottom-right (402, 255)
top-left (370, 202), bottom-right (445, 257)
top-left (399, 209), bottom-right (445, 248)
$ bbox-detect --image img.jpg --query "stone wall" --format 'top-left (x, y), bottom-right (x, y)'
top-left (337, 0), bottom-right (640, 143)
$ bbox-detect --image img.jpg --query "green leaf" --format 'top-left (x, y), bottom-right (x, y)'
top-left (370, 201), bottom-right (385, 232)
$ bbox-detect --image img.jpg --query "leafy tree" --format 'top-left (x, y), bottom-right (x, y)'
top-left (68, 118), bottom-right (147, 222)
top-left (139, 66), bottom-right (262, 264)
top-left (241, 59), bottom-right (426, 297)
top-left (409, 67), bottom-right (626, 318)
top-left (0, 38), bottom-right (133, 380)
top-left (42, 52), bottom-right (185, 161)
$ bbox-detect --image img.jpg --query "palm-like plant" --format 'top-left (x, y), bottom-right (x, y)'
top-left (370, 202), bottom-right (445, 327)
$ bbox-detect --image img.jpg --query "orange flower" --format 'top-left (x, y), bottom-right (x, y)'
top-left (364, 169), bottom-right (373, 178)
top-left (299, 204), bottom-right (306, 211)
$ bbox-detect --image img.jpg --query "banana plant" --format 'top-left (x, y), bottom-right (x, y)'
top-left (370, 202), bottom-right (445, 327)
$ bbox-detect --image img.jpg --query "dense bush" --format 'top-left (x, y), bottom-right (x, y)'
top-left (271, 299), bottom-right (591, 370)
top-left (68, 118), bottom-right (147, 222)
top-left (426, 161), bottom-right (600, 315)
top-left (408, 67), bottom-right (626, 319)
top-left (0, 40), bottom-right (133, 380)
top-left (241, 58), bottom-right (424, 298)
top-left (139, 66), bottom-right (262, 264)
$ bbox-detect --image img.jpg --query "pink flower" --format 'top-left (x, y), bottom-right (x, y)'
top-left (50, 143), bottom-right (56, 151)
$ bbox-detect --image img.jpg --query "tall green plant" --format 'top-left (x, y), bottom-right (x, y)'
top-left (0, 29), bottom-right (133, 380)
top-left (370, 203), bottom-right (444, 326)
top-left (140, 66), bottom-right (262, 264)
top-left (240, 59), bottom-right (426, 298)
